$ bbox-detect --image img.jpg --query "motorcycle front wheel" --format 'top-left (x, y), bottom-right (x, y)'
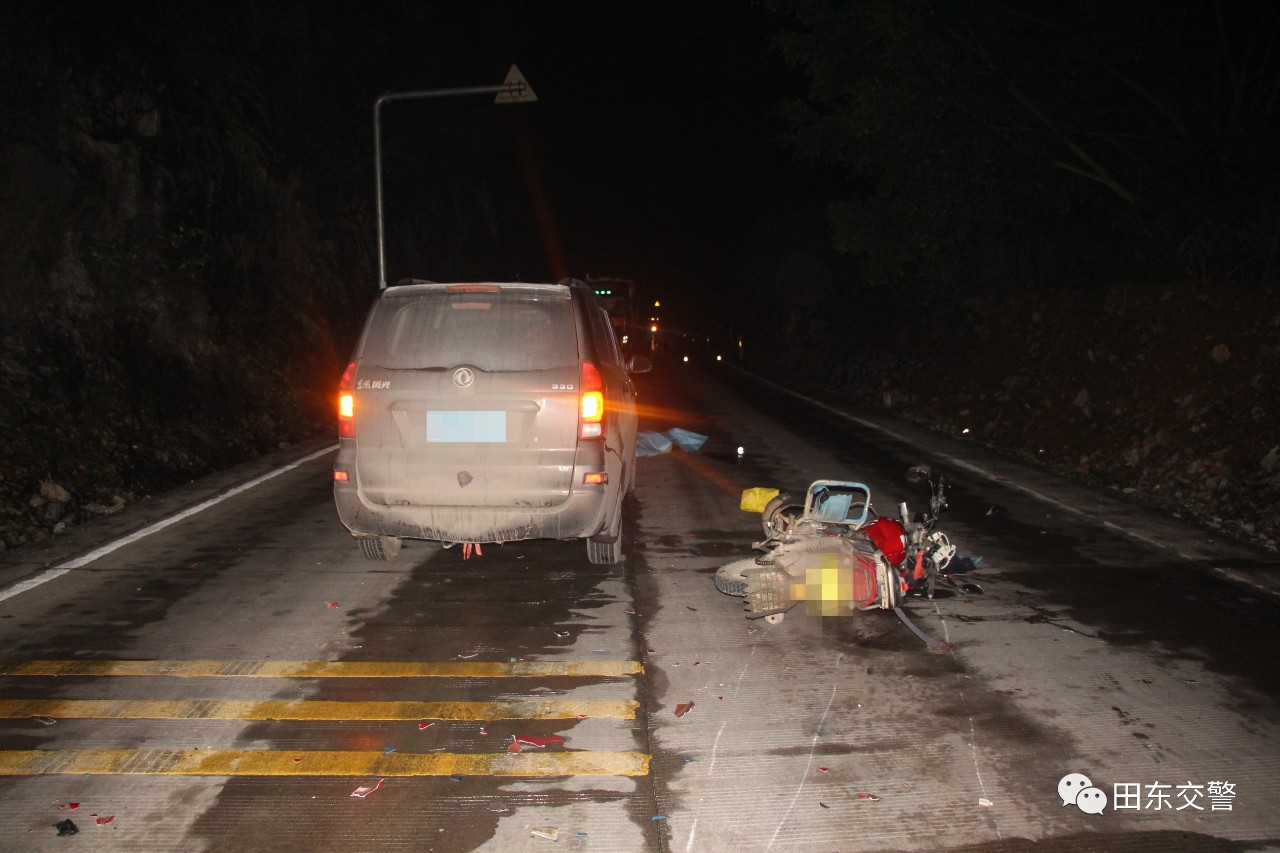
top-left (761, 492), bottom-right (804, 539)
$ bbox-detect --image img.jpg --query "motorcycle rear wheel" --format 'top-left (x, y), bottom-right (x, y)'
top-left (714, 557), bottom-right (760, 596)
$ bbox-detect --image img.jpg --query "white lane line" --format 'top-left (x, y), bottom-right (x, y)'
top-left (0, 444), bottom-right (336, 604)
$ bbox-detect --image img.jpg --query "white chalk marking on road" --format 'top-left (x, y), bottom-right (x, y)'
top-left (683, 816), bottom-right (699, 853)
top-left (707, 721), bottom-right (727, 777)
top-left (932, 600), bottom-right (1003, 840)
top-left (731, 641), bottom-right (757, 701)
top-left (0, 445), bottom-right (336, 604)
top-left (766, 683), bottom-right (838, 853)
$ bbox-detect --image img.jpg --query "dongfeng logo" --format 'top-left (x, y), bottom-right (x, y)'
top-left (453, 367), bottom-right (475, 388)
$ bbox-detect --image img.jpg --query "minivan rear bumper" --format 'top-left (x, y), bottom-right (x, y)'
top-left (333, 440), bottom-right (617, 544)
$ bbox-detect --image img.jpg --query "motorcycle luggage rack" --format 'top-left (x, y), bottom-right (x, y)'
top-left (741, 566), bottom-right (791, 619)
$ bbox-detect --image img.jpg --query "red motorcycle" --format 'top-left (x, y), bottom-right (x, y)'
top-left (715, 467), bottom-right (980, 645)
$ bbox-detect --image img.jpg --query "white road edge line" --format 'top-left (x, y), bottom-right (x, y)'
top-left (0, 444), bottom-right (337, 604)
top-left (738, 369), bottom-right (1205, 560)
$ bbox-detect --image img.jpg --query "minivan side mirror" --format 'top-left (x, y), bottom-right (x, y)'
top-left (627, 354), bottom-right (653, 374)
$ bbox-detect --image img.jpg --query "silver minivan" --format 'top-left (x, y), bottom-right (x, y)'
top-left (333, 278), bottom-right (650, 564)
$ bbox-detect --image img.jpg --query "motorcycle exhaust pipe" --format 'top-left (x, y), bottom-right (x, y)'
top-left (899, 502), bottom-right (910, 525)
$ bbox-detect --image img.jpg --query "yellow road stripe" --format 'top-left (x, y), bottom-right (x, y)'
top-left (0, 698), bottom-right (636, 721)
top-left (0, 748), bottom-right (649, 777)
top-left (0, 659), bottom-right (642, 679)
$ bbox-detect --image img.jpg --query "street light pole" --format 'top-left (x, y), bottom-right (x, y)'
top-left (374, 65), bottom-right (536, 290)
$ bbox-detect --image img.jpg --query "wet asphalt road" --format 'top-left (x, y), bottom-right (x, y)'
top-left (0, 359), bottom-right (1278, 852)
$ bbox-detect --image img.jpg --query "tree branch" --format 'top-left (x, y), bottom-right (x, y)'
top-left (1051, 157), bottom-right (1137, 204)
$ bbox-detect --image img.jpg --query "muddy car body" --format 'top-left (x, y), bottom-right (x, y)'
top-left (334, 278), bottom-right (649, 564)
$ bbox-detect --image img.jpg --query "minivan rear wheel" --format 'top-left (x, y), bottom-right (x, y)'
top-left (586, 533), bottom-right (621, 565)
top-left (358, 535), bottom-right (402, 561)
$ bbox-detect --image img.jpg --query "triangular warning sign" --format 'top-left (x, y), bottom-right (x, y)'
top-left (494, 64), bottom-right (537, 104)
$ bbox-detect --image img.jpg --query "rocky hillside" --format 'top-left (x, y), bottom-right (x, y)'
top-left (822, 283), bottom-right (1280, 552)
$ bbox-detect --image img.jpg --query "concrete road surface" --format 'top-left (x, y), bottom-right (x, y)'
top-left (0, 359), bottom-right (1276, 852)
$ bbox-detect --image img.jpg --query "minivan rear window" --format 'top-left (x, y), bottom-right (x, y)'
top-left (366, 290), bottom-right (578, 372)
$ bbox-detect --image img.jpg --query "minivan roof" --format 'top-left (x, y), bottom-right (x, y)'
top-left (386, 279), bottom-right (587, 293)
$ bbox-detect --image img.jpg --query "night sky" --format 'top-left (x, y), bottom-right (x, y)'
top-left (362, 1), bottom-right (817, 327)
top-left (11, 1), bottom-right (1274, 335)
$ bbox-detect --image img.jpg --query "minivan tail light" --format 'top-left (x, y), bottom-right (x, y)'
top-left (580, 361), bottom-right (604, 439)
top-left (338, 361), bottom-right (356, 438)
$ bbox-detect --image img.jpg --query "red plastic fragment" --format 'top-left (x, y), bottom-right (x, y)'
top-left (418, 721), bottom-right (434, 730)
top-left (515, 735), bottom-right (565, 748)
top-left (95, 816), bottom-right (115, 826)
top-left (675, 702), bottom-right (694, 718)
top-left (856, 792), bottom-right (881, 801)
top-left (326, 601), bottom-right (339, 609)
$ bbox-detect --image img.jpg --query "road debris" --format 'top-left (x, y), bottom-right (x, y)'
top-left (418, 721), bottom-right (434, 730)
top-left (350, 779), bottom-right (384, 798)
top-left (94, 815), bottom-right (115, 826)
top-left (856, 793), bottom-right (881, 802)
top-left (54, 819), bottom-right (78, 836)
top-left (636, 432), bottom-right (673, 456)
top-left (979, 797), bottom-right (994, 807)
top-left (33, 716), bottom-right (57, 726)
top-left (531, 827), bottom-right (559, 840)
top-left (666, 428), bottom-right (708, 452)
top-left (675, 702), bottom-right (695, 717)
top-left (325, 601), bottom-right (339, 609)
top-left (515, 735), bottom-right (566, 748)
top-left (740, 487), bottom-right (781, 513)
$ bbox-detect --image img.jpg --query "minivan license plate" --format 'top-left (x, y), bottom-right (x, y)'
top-left (427, 411), bottom-right (506, 443)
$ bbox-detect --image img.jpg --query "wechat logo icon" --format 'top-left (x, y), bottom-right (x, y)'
top-left (1059, 772), bottom-right (1107, 814)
